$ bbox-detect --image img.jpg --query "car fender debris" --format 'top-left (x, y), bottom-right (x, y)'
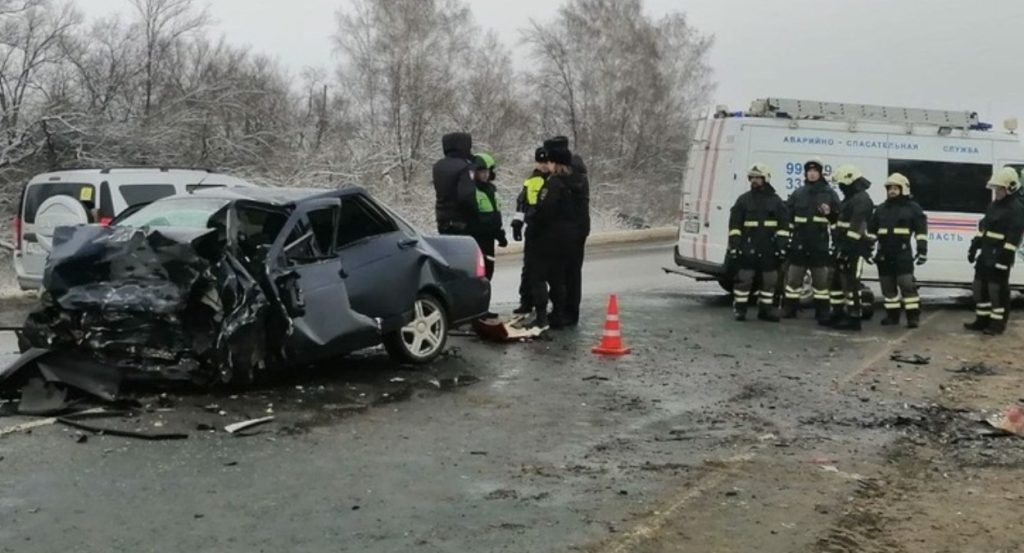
top-left (225, 416), bottom-right (275, 434)
top-left (890, 353), bottom-right (930, 365)
top-left (56, 418), bottom-right (188, 441)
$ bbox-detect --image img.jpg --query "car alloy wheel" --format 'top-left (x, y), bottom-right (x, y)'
top-left (385, 294), bottom-right (449, 364)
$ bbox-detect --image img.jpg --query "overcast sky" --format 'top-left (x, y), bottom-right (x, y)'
top-left (79, 0), bottom-right (1024, 127)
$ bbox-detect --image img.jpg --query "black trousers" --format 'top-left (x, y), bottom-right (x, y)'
top-left (972, 266), bottom-right (1011, 324)
top-left (518, 232), bottom-right (536, 308)
top-left (530, 245), bottom-right (570, 322)
top-left (829, 257), bottom-right (863, 317)
top-left (564, 235), bottom-right (586, 323)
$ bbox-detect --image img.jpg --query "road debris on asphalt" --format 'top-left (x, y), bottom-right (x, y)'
top-left (890, 353), bottom-right (931, 365)
top-left (56, 417), bottom-right (188, 441)
top-left (985, 406), bottom-right (1024, 437)
top-left (225, 416), bottom-right (275, 434)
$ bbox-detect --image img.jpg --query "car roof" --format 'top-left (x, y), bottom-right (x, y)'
top-left (188, 185), bottom-right (367, 206)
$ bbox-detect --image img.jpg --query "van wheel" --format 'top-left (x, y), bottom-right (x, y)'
top-left (384, 294), bottom-right (449, 365)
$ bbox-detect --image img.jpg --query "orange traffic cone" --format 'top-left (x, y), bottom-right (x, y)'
top-left (592, 294), bottom-right (631, 356)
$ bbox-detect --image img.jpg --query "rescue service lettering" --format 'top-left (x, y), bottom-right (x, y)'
top-left (942, 145), bottom-right (980, 154)
top-left (928, 232), bottom-right (966, 243)
top-left (783, 136), bottom-right (835, 146)
top-left (845, 139), bottom-right (918, 151)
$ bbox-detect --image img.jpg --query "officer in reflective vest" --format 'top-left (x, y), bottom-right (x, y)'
top-left (965, 167), bottom-right (1024, 335)
top-left (511, 147), bottom-right (549, 315)
top-left (824, 164), bottom-right (874, 331)
top-left (868, 173), bottom-right (927, 328)
top-left (470, 152), bottom-right (507, 281)
top-left (727, 163), bottom-right (790, 322)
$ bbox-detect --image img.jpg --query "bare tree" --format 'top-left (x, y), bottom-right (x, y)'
top-left (128, 0), bottom-right (208, 117)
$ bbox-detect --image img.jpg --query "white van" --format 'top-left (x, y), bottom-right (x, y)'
top-left (12, 167), bottom-right (254, 289)
top-left (671, 98), bottom-right (1024, 291)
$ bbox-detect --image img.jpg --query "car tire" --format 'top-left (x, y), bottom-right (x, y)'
top-left (384, 294), bottom-right (449, 365)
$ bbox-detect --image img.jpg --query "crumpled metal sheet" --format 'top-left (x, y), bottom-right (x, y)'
top-left (17, 223), bottom-right (271, 386)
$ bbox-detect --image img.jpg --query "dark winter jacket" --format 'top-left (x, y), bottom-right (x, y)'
top-left (785, 178), bottom-right (841, 266)
top-left (972, 194), bottom-right (1024, 272)
top-left (727, 182), bottom-right (791, 271)
top-left (528, 170), bottom-right (581, 255)
top-left (834, 178), bottom-right (875, 261)
top-left (432, 132), bottom-right (477, 233)
top-left (868, 196), bottom-right (927, 274)
top-left (570, 154), bottom-right (591, 239)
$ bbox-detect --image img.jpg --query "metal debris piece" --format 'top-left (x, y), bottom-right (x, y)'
top-left (224, 416), bottom-right (275, 434)
top-left (890, 353), bottom-right (931, 365)
top-left (56, 418), bottom-right (188, 441)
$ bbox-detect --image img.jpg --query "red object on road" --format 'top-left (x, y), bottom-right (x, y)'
top-left (592, 294), bottom-right (631, 356)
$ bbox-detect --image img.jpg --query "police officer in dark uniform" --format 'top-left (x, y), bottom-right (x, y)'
top-left (511, 147), bottom-right (549, 315)
top-left (783, 158), bottom-right (841, 322)
top-left (469, 152), bottom-right (508, 280)
top-left (869, 173), bottom-right (927, 328)
top-left (524, 144), bottom-right (579, 330)
top-left (727, 163), bottom-right (790, 322)
top-left (825, 164), bottom-right (874, 331)
top-left (565, 151), bottom-right (591, 326)
top-left (432, 132), bottom-right (477, 235)
top-left (965, 167), bottom-right (1024, 335)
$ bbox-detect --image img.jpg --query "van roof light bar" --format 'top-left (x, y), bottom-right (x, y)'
top-left (748, 98), bottom-right (980, 129)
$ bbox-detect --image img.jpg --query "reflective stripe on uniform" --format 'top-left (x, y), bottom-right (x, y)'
top-left (763, 220), bottom-right (779, 227)
top-left (995, 263), bottom-right (1010, 271)
top-left (884, 296), bottom-right (901, 309)
top-left (1005, 242), bottom-right (1019, 251)
top-left (776, 230), bottom-right (792, 237)
top-left (892, 228), bottom-right (911, 235)
top-left (744, 221), bottom-right (760, 227)
top-left (813, 288), bottom-right (829, 300)
top-left (812, 216), bottom-right (830, 224)
top-left (986, 231), bottom-right (1006, 240)
top-left (836, 221), bottom-right (851, 229)
top-left (903, 296), bottom-right (921, 310)
top-left (976, 302), bottom-right (992, 317)
top-left (729, 229), bottom-right (742, 236)
top-left (846, 230), bottom-right (862, 240)
top-left (784, 286), bottom-right (802, 300)
top-left (991, 311), bottom-right (1005, 321)
top-left (793, 216), bottom-right (809, 223)
top-left (877, 228), bottom-right (890, 235)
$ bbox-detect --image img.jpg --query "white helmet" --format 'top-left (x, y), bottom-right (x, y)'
top-left (832, 164), bottom-right (863, 187)
top-left (988, 166), bottom-right (1021, 193)
top-left (747, 163), bottom-right (772, 182)
top-left (885, 173), bottom-right (911, 196)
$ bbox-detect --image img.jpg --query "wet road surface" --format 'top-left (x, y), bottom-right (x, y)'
top-left (0, 244), bottom-right (1004, 552)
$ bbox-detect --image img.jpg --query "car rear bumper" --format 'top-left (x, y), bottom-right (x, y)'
top-left (444, 276), bottom-right (491, 325)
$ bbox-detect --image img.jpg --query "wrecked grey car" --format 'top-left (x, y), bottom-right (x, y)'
top-left (17, 187), bottom-right (491, 386)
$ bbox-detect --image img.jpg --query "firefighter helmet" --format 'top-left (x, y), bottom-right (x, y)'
top-left (475, 152), bottom-right (496, 170)
top-left (988, 166), bottom-right (1021, 193)
top-left (804, 158), bottom-right (824, 173)
top-left (747, 163), bottom-right (772, 182)
top-left (884, 173), bottom-right (911, 195)
top-left (832, 164), bottom-right (863, 187)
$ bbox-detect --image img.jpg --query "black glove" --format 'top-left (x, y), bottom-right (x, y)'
top-left (497, 230), bottom-right (509, 248)
top-left (968, 248), bottom-right (977, 264)
top-left (915, 253), bottom-right (927, 266)
top-left (511, 219), bottom-right (524, 242)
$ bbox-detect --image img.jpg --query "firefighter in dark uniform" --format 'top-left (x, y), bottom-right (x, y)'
top-left (727, 163), bottom-right (790, 322)
top-left (511, 147), bottom-right (549, 315)
top-left (469, 152), bottom-right (508, 280)
top-left (964, 167), bottom-right (1024, 335)
top-left (825, 164), bottom-right (875, 330)
top-left (524, 144), bottom-right (579, 330)
top-left (432, 132), bottom-right (477, 235)
top-left (869, 173), bottom-right (927, 328)
top-left (783, 158), bottom-right (841, 321)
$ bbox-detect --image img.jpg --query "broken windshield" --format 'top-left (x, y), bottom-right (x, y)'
top-left (117, 197), bottom-right (232, 229)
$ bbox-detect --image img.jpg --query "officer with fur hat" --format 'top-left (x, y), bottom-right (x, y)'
top-left (868, 173), bottom-right (928, 328)
top-left (522, 141), bottom-right (580, 330)
top-left (783, 158), bottom-right (841, 321)
top-left (727, 163), bottom-right (790, 321)
top-left (965, 167), bottom-right (1024, 335)
top-left (824, 164), bottom-right (875, 331)
top-left (511, 147), bottom-right (550, 315)
top-left (542, 136), bottom-right (591, 326)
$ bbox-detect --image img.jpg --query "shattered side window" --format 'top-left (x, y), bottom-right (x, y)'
top-left (308, 207), bottom-right (338, 253)
top-left (283, 214), bottom-right (330, 265)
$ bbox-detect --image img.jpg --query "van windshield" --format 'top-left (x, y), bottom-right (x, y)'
top-left (117, 197), bottom-right (231, 229)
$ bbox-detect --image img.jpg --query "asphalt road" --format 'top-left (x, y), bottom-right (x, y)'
top-left (0, 243), bottom-right (997, 552)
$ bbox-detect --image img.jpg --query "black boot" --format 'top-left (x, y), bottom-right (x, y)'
top-left (734, 302), bottom-right (748, 321)
top-left (963, 316), bottom-right (989, 332)
top-left (513, 304), bottom-right (532, 315)
top-left (984, 318), bottom-right (1006, 335)
top-left (822, 304), bottom-right (845, 327)
top-left (905, 310), bottom-right (920, 329)
top-left (757, 304), bottom-right (780, 322)
top-left (834, 312), bottom-right (863, 331)
top-left (523, 310), bottom-right (549, 330)
top-left (814, 300), bottom-right (832, 325)
top-left (782, 298), bottom-right (798, 319)
top-left (880, 309), bottom-right (901, 326)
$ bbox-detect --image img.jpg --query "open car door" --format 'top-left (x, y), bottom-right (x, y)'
top-left (265, 198), bottom-right (379, 365)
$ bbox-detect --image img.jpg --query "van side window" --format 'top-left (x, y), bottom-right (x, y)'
top-left (120, 184), bottom-right (176, 207)
top-left (887, 160), bottom-right (991, 213)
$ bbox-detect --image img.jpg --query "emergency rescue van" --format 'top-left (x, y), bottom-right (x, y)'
top-left (672, 98), bottom-right (1024, 291)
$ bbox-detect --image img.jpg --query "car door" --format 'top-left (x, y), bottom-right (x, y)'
top-left (332, 194), bottom-right (422, 324)
top-left (265, 198), bottom-right (378, 364)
